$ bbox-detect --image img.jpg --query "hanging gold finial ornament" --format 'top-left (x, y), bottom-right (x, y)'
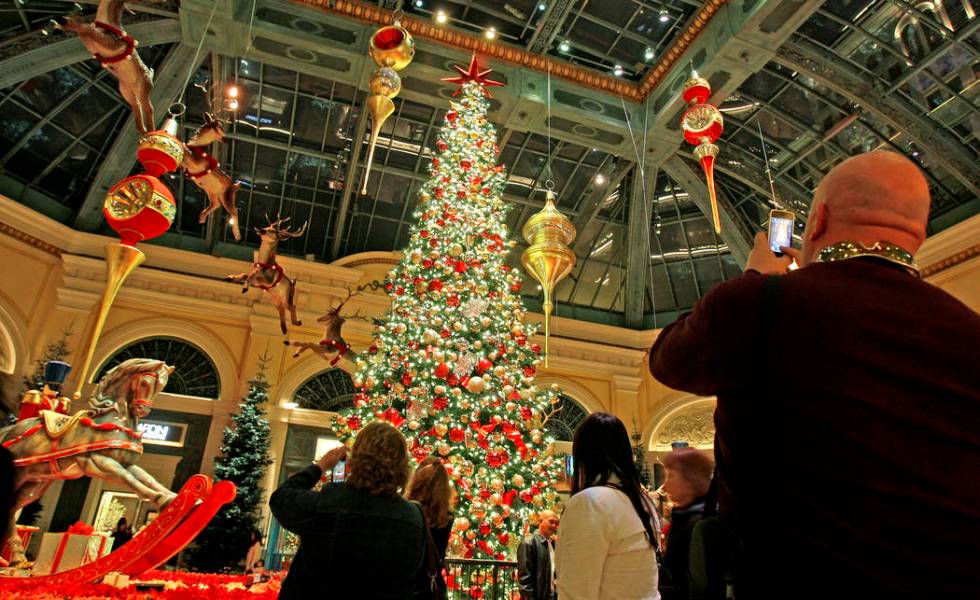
top-left (521, 190), bottom-right (576, 367)
top-left (679, 71), bottom-right (724, 233)
top-left (360, 18), bottom-right (415, 195)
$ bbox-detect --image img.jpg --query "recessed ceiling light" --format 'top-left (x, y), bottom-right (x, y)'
top-left (539, 2), bottom-right (547, 10)
top-left (659, 9), bottom-right (670, 22)
top-left (485, 27), bottom-right (497, 40)
top-left (227, 98), bottom-right (239, 111)
top-left (594, 173), bottom-right (606, 185)
top-left (559, 39), bottom-right (570, 52)
top-left (435, 10), bottom-right (448, 24)
top-left (644, 47), bottom-right (654, 61)
top-left (414, 0), bottom-right (423, 6)
top-left (226, 84), bottom-right (239, 98)
top-left (613, 64), bottom-right (624, 76)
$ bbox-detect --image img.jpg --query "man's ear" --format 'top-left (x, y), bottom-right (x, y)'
top-left (807, 202), bottom-right (828, 243)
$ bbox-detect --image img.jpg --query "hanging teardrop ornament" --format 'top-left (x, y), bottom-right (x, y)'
top-left (521, 189), bottom-right (576, 367)
top-left (680, 72), bottom-right (724, 233)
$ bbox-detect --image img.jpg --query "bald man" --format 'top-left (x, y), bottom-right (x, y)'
top-left (517, 510), bottom-right (559, 600)
top-left (650, 151), bottom-right (980, 599)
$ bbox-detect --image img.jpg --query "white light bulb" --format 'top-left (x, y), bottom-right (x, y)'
top-left (485, 27), bottom-right (497, 40)
top-left (226, 84), bottom-right (239, 98)
top-left (415, 0), bottom-right (423, 6)
top-left (435, 10), bottom-right (448, 24)
top-left (659, 9), bottom-right (670, 22)
top-left (558, 40), bottom-right (570, 52)
top-left (644, 47), bottom-right (654, 61)
top-left (594, 173), bottom-right (606, 185)
top-left (538, 2), bottom-right (547, 10)
top-left (613, 64), bottom-right (624, 76)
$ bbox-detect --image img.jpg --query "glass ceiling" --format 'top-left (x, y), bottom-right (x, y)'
top-left (0, 0), bottom-right (976, 330)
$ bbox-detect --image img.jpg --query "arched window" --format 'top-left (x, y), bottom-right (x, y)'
top-left (544, 395), bottom-right (590, 442)
top-left (97, 337), bottom-right (220, 398)
top-left (293, 369), bottom-right (355, 412)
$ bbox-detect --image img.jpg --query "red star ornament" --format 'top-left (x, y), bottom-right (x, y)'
top-left (441, 54), bottom-right (504, 97)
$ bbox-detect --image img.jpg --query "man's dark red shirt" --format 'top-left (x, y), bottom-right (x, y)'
top-left (650, 258), bottom-right (980, 598)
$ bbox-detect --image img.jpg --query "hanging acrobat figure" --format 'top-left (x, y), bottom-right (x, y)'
top-left (55, 0), bottom-right (155, 134)
top-left (225, 216), bottom-right (307, 335)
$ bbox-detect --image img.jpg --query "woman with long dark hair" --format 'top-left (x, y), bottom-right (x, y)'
top-left (405, 455), bottom-right (455, 599)
top-left (555, 412), bottom-right (661, 600)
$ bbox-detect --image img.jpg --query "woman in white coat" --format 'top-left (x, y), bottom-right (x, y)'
top-left (555, 413), bottom-right (661, 600)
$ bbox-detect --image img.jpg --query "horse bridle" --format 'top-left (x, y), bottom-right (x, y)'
top-left (129, 371), bottom-right (163, 418)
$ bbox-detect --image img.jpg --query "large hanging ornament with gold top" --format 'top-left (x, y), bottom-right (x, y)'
top-left (74, 114), bottom-right (181, 389)
top-left (521, 190), bottom-right (576, 367)
top-left (679, 72), bottom-right (724, 233)
top-left (360, 20), bottom-right (415, 195)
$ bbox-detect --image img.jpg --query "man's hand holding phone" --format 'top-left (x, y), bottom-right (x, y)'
top-left (315, 445), bottom-right (348, 473)
top-left (745, 233), bottom-right (795, 274)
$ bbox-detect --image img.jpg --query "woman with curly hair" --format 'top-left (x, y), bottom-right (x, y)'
top-left (271, 421), bottom-right (425, 599)
top-left (405, 455), bottom-right (456, 599)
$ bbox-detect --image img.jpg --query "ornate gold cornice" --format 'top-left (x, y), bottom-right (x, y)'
top-left (289, 0), bottom-right (729, 102)
top-left (921, 242), bottom-right (980, 278)
top-left (0, 221), bottom-right (62, 257)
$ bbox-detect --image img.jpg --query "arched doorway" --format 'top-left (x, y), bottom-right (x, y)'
top-left (96, 336), bottom-right (221, 398)
top-left (292, 369), bottom-right (355, 413)
top-left (544, 395), bottom-right (590, 442)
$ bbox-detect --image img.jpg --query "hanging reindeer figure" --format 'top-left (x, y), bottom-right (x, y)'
top-left (285, 288), bottom-right (366, 369)
top-left (56, 0), bottom-right (155, 133)
top-left (226, 217), bottom-right (307, 334)
top-left (183, 83), bottom-right (242, 241)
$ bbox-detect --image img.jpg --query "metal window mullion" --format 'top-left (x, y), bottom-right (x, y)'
top-left (275, 70), bottom-right (302, 220)
top-left (303, 82), bottom-right (339, 256)
top-left (670, 184), bottom-right (703, 298)
top-left (29, 105), bottom-right (120, 184)
top-left (392, 106), bottom-right (440, 249)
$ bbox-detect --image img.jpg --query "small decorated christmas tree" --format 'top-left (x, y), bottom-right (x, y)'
top-left (334, 56), bottom-right (563, 561)
top-left (188, 359), bottom-right (273, 572)
top-left (632, 420), bottom-right (652, 488)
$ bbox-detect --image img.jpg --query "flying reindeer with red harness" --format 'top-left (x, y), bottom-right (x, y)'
top-left (55, 0), bottom-right (155, 134)
top-left (285, 288), bottom-right (367, 369)
top-left (226, 216), bottom-right (307, 335)
top-left (182, 83), bottom-right (242, 241)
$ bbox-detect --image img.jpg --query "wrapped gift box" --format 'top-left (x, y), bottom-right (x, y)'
top-left (33, 530), bottom-right (111, 575)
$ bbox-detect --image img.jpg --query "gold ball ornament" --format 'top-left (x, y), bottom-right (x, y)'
top-left (449, 243), bottom-right (463, 257)
top-left (437, 442), bottom-right (451, 456)
top-left (511, 474), bottom-right (524, 487)
top-left (471, 502), bottom-right (487, 519)
top-left (423, 329), bottom-right (440, 344)
top-left (491, 478), bottom-right (504, 491)
top-left (368, 24), bottom-right (415, 70)
top-left (435, 423), bottom-right (448, 437)
top-left (505, 401), bottom-right (516, 412)
top-left (454, 517), bottom-right (470, 532)
top-left (408, 420), bottom-right (420, 430)
top-left (368, 66), bottom-right (401, 98)
top-left (466, 376), bottom-right (486, 394)
top-left (481, 317), bottom-right (492, 328)
top-left (465, 530), bottom-right (477, 540)
top-left (409, 249), bottom-right (423, 264)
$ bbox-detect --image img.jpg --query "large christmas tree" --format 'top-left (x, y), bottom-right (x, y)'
top-left (333, 56), bottom-right (562, 561)
top-left (188, 368), bottom-right (273, 572)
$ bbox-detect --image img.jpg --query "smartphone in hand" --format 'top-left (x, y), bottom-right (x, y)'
top-left (768, 209), bottom-right (795, 256)
top-left (331, 459), bottom-right (347, 483)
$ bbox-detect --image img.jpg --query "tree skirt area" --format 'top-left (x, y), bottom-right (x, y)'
top-left (0, 569), bottom-right (283, 599)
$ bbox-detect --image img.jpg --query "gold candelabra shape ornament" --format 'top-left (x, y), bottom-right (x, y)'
top-left (360, 19), bottom-right (415, 195)
top-left (521, 190), bottom-right (576, 367)
top-left (679, 72), bottom-right (724, 233)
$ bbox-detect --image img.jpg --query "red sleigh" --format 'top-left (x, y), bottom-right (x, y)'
top-left (0, 474), bottom-right (235, 583)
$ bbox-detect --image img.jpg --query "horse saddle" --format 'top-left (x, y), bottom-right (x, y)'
top-left (40, 409), bottom-right (91, 440)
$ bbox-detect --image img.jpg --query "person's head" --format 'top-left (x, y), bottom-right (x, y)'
top-left (661, 448), bottom-right (714, 508)
top-left (800, 151), bottom-right (931, 266)
top-left (537, 510), bottom-right (559, 537)
top-left (572, 413), bottom-right (656, 546)
top-left (116, 517), bottom-right (128, 530)
top-left (346, 421), bottom-right (411, 497)
top-left (405, 455), bottom-right (453, 528)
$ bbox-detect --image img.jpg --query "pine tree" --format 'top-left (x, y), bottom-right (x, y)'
top-left (21, 325), bottom-right (74, 395)
top-left (632, 420), bottom-right (652, 488)
top-left (334, 57), bottom-right (563, 561)
top-left (187, 368), bottom-right (273, 572)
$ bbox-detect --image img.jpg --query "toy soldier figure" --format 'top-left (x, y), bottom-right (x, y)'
top-left (18, 361), bottom-right (73, 421)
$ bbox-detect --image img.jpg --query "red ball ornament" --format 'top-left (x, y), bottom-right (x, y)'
top-left (469, 585), bottom-right (484, 599)
top-left (446, 373), bottom-right (459, 387)
top-left (520, 406), bottom-right (532, 420)
top-left (433, 396), bottom-right (449, 410)
top-left (435, 363), bottom-right (451, 379)
top-left (401, 372), bottom-right (413, 386)
top-left (347, 415), bottom-right (362, 430)
top-left (103, 175), bottom-right (176, 246)
top-left (431, 158), bottom-right (440, 168)
top-left (428, 279), bottom-right (444, 292)
top-left (447, 294), bottom-right (461, 307)
top-left (136, 118), bottom-right (184, 176)
top-left (423, 259), bottom-right (434, 268)
top-left (523, 366), bottom-right (536, 377)
top-left (460, 159), bottom-right (471, 170)
top-left (454, 261), bottom-right (467, 273)
top-left (437, 140), bottom-right (448, 152)
top-left (446, 111), bottom-right (458, 123)
top-left (476, 359), bottom-right (492, 374)
top-left (531, 344), bottom-right (542, 354)
top-left (457, 190), bottom-right (467, 199)
top-left (449, 427), bottom-right (465, 443)
top-left (509, 282), bottom-right (522, 292)
top-left (420, 230), bottom-right (430, 238)
top-left (479, 522), bottom-right (491, 536)
top-left (498, 533), bottom-right (510, 546)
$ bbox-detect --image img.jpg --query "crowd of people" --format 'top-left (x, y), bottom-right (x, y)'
top-left (269, 151), bottom-right (979, 599)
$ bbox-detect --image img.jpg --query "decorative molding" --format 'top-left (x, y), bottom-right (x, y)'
top-left (921, 243), bottom-right (980, 278)
top-left (534, 375), bottom-right (605, 415)
top-left (643, 394), bottom-right (716, 451)
top-left (289, 0), bottom-right (729, 102)
top-left (0, 221), bottom-right (62, 257)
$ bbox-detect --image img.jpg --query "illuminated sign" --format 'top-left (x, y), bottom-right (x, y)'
top-left (137, 420), bottom-right (186, 447)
